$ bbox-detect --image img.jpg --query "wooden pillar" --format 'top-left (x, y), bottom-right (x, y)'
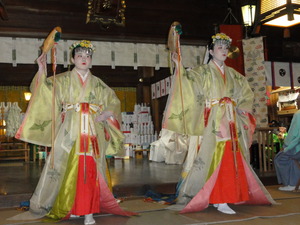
top-left (136, 67), bottom-right (163, 132)
top-left (137, 67), bottom-right (153, 104)
top-left (267, 86), bottom-right (278, 123)
top-left (151, 98), bottom-right (160, 132)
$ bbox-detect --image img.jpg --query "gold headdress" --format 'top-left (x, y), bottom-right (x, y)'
top-left (211, 33), bottom-right (232, 46)
top-left (70, 40), bottom-right (96, 53)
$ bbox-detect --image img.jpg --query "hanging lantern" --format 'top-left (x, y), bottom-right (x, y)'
top-left (241, 4), bottom-right (256, 26)
top-left (256, 0), bottom-right (300, 27)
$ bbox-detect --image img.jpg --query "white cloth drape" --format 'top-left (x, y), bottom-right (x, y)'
top-left (0, 37), bottom-right (206, 69)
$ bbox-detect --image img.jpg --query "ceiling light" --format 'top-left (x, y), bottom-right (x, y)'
top-left (24, 92), bottom-right (32, 101)
top-left (257, 0), bottom-right (300, 27)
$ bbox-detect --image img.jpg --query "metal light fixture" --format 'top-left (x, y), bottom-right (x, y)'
top-left (242, 4), bottom-right (256, 26)
top-left (256, 0), bottom-right (300, 27)
top-left (24, 92), bottom-right (32, 101)
top-left (241, 1), bottom-right (257, 38)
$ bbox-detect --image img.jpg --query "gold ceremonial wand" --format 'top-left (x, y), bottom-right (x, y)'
top-left (167, 22), bottom-right (187, 135)
top-left (41, 26), bottom-right (62, 168)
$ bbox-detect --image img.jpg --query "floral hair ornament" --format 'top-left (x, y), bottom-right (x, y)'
top-left (70, 40), bottom-right (96, 56)
top-left (211, 33), bottom-right (232, 47)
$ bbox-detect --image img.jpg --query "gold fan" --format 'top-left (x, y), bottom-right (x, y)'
top-left (227, 45), bottom-right (240, 59)
top-left (167, 21), bottom-right (181, 54)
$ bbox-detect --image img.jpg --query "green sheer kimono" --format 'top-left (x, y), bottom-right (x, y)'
top-left (15, 68), bottom-right (124, 218)
top-left (164, 61), bottom-right (274, 208)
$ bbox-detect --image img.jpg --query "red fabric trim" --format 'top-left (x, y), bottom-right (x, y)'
top-left (77, 73), bottom-right (85, 86)
top-left (247, 112), bottom-right (256, 147)
top-left (180, 143), bottom-right (273, 214)
top-left (91, 136), bottom-right (100, 157)
top-left (204, 107), bottom-right (211, 127)
top-left (180, 164), bottom-right (221, 213)
top-left (70, 157), bottom-right (138, 217)
top-left (209, 141), bottom-right (249, 203)
top-left (239, 159), bottom-right (273, 205)
top-left (71, 156), bottom-right (100, 215)
top-left (80, 103), bottom-right (89, 153)
top-left (107, 117), bottom-right (121, 130)
top-left (104, 127), bottom-right (110, 141)
top-left (98, 172), bottom-right (138, 216)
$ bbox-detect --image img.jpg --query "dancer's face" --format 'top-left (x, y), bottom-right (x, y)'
top-left (209, 43), bottom-right (229, 65)
top-left (72, 50), bottom-right (92, 72)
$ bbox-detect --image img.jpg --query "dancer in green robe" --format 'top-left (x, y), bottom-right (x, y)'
top-left (164, 32), bottom-right (275, 214)
top-left (13, 40), bottom-right (136, 224)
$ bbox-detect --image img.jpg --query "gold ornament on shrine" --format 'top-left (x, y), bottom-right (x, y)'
top-left (86, 0), bottom-right (126, 28)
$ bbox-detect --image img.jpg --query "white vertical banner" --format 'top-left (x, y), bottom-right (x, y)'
top-left (202, 45), bottom-right (209, 65)
top-left (111, 42), bottom-right (116, 69)
top-left (63, 40), bottom-right (68, 68)
top-left (37, 38), bottom-right (43, 59)
top-left (243, 37), bottom-right (268, 132)
top-left (12, 38), bottom-right (17, 67)
top-left (151, 83), bottom-right (156, 99)
top-left (160, 79), bottom-right (166, 97)
top-left (271, 62), bottom-right (291, 87)
top-left (165, 77), bottom-right (171, 95)
top-left (196, 46), bottom-right (203, 66)
top-left (156, 82), bottom-right (161, 98)
top-left (264, 61), bottom-right (272, 86)
top-left (133, 43), bottom-right (138, 70)
top-left (0, 37), bottom-right (208, 68)
top-left (292, 62), bottom-right (300, 86)
top-left (264, 61), bottom-right (300, 87)
top-left (155, 44), bottom-right (160, 70)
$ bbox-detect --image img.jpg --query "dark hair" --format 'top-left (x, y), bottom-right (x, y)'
top-left (71, 47), bottom-right (93, 59)
top-left (207, 39), bottom-right (214, 64)
top-left (71, 48), bottom-right (76, 59)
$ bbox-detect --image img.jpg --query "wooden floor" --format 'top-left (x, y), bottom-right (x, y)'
top-left (1, 186), bottom-right (300, 225)
top-left (1, 158), bottom-right (300, 225)
top-left (0, 158), bottom-right (182, 208)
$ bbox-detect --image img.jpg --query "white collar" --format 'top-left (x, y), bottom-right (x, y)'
top-left (213, 60), bottom-right (224, 74)
top-left (75, 68), bottom-right (89, 82)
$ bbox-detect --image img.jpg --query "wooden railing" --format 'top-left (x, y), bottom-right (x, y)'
top-left (0, 141), bottom-right (29, 162)
top-left (256, 127), bottom-right (279, 173)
